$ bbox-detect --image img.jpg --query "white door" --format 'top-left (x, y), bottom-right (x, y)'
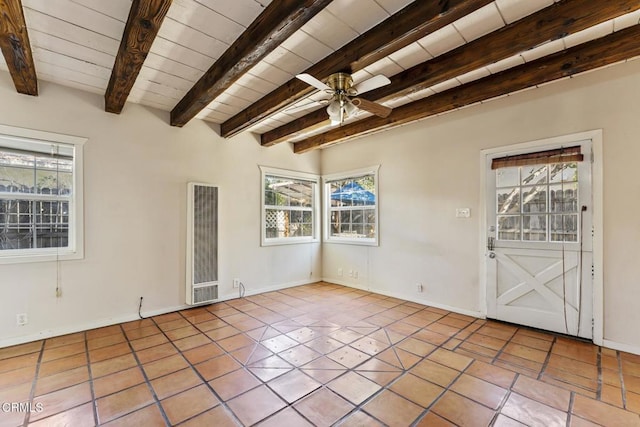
top-left (485, 140), bottom-right (593, 339)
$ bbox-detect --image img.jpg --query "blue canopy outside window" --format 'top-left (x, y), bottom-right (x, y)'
top-left (331, 182), bottom-right (375, 205)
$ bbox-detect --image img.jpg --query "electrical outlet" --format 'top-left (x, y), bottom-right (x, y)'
top-left (16, 313), bottom-right (27, 326)
top-left (349, 269), bottom-right (353, 278)
top-left (455, 208), bottom-right (471, 218)
top-left (233, 279), bottom-right (240, 288)
top-left (416, 283), bottom-right (423, 293)
top-left (354, 271), bottom-right (359, 279)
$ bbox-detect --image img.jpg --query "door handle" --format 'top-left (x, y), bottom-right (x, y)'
top-left (488, 252), bottom-right (496, 259)
top-left (487, 236), bottom-right (495, 251)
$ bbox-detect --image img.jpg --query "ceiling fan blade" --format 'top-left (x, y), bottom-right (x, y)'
top-left (284, 100), bottom-right (320, 113)
top-left (353, 74), bottom-right (391, 94)
top-left (284, 96), bottom-right (330, 113)
top-left (296, 73), bottom-right (331, 92)
top-left (351, 98), bottom-right (392, 118)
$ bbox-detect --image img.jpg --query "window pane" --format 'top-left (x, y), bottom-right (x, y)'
top-left (498, 215), bottom-right (520, 241)
top-left (521, 165), bottom-right (547, 186)
top-left (265, 209), bottom-right (286, 238)
top-left (551, 214), bottom-right (578, 242)
top-left (549, 163), bottom-right (578, 183)
top-left (352, 210), bottom-right (364, 224)
top-left (365, 221), bottom-right (375, 238)
top-left (300, 224), bottom-right (313, 237)
top-left (326, 171), bottom-right (377, 242)
top-left (497, 188), bottom-right (520, 214)
top-left (1, 140), bottom-right (78, 257)
top-left (496, 167), bottom-right (519, 187)
top-left (365, 210), bottom-right (375, 225)
top-left (550, 183), bottom-right (578, 213)
top-left (0, 165), bottom-right (34, 193)
top-left (522, 186), bottom-right (547, 213)
top-left (523, 215), bottom-right (547, 241)
top-left (330, 177), bottom-right (375, 207)
top-left (263, 171), bottom-right (317, 242)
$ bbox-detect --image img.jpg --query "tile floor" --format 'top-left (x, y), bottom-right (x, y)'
top-left (1, 282), bottom-right (640, 426)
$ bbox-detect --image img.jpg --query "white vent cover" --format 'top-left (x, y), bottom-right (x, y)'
top-left (186, 183), bottom-right (219, 305)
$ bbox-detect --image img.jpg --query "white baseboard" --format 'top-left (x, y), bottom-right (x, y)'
top-left (322, 278), bottom-right (485, 319)
top-left (603, 339), bottom-right (640, 356)
top-left (242, 278), bottom-right (320, 297)
top-left (369, 288), bottom-right (484, 319)
top-left (0, 278), bottom-right (321, 349)
top-left (322, 277), bottom-right (369, 291)
top-left (0, 304), bottom-right (190, 349)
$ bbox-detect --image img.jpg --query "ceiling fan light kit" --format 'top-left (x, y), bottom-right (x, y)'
top-left (295, 71), bottom-right (392, 125)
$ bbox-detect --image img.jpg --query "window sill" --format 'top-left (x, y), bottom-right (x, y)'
top-left (261, 238), bottom-right (319, 247)
top-left (0, 250), bottom-right (83, 265)
top-left (324, 238), bottom-right (378, 247)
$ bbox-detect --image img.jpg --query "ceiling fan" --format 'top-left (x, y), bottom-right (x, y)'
top-left (294, 72), bottom-right (392, 125)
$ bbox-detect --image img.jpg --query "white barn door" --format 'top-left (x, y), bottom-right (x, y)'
top-left (485, 139), bottom-right (593, 339)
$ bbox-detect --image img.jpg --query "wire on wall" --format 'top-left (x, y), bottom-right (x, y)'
top-left (52, 144), bottom-right (63, 300)
top-left (138, 297), bottom-right (145, 319)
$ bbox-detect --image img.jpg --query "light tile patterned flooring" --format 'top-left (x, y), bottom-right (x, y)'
top-left (1, 282), bottom-right (640, 426)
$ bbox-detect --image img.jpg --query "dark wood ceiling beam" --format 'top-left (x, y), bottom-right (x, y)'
top-left (266, 0), bottom-right (640, 146)
top-left (0, 0), bottom-right (37, 95)
top-left (293, 24), bottom-right (640, 153)
top-left (221, 0), bottom-right (493, 138)
top-left (170, 0), bottom-right (331, 127)
top-left (105, 0), bottom-right (172, 114)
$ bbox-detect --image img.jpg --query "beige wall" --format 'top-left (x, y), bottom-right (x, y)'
top-left (321, 59), bottom-right (640, 352)
top-left (0, 73), bottom-right (321, 346)
top-left (2, 57), bottom-right (639, 353)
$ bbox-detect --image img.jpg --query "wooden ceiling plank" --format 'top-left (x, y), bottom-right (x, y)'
top-left (0, 0), bottom-right (37, 95)
top-left (105, 0), bottom-right (172, 114)
top-left (266, 0), bottom-right (640, 146)
top-left (170, 0), bottom-right (332, 128)
top-left (293, 23), bottom-right (640, 153)
top-left (221, 0), bottom-right (493, 138)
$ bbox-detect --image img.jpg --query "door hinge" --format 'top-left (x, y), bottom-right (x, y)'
top-left (591, 263), bottom-right (594, 279)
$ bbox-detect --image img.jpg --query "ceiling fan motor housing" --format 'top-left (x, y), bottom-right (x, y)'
top-left (326, 72), bottom-right (354, 94)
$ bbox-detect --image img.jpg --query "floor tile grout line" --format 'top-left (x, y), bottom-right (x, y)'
top-left (489, 372), bottom-right (522, 427)
top-left (21, 339), bottom-right (45, 426)
top-left (618, 349), bottom-right (628, 410)
top-left (83, 332), bottom-right (99, 427)
top-left (147, 313), bottom-right (246, 427)
top-left (538, 335), bottom-right (557, 381)
top-left (596, 346), bottom-right (602, 400)
top-left (118, 322), bottom-right (172, 427)
top-left (566, 391), bottom-right (575, 427)
top-left (488, 325), bottom-right (513, 368)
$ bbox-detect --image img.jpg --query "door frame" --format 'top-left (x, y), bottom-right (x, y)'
top-left (479, 130), bottom-right (603, 345)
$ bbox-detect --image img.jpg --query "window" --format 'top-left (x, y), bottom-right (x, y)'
top-left (0, 125), bottom-right (85, 263)
top-left (496, 162), bottom-right (579, 242)
top-left (323, 166), bottom-right (379, 245)
top-left (260, 166), bottom-right (319, 246)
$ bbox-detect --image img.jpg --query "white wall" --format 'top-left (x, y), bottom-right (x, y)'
top-left (0, 73), bottom-right (321, 346)
top-left (321, 59), bottom-right (640, 352)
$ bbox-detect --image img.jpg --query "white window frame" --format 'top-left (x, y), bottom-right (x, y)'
top-left (323, 165), bottom-right (380, 246)
top-left (0, 124), bottom-right (85, 264)
top-left (260, 166), bottom-right (320, 246)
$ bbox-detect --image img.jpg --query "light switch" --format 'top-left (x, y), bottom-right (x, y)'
top-left (456, 208), bottom-right (471, 218)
